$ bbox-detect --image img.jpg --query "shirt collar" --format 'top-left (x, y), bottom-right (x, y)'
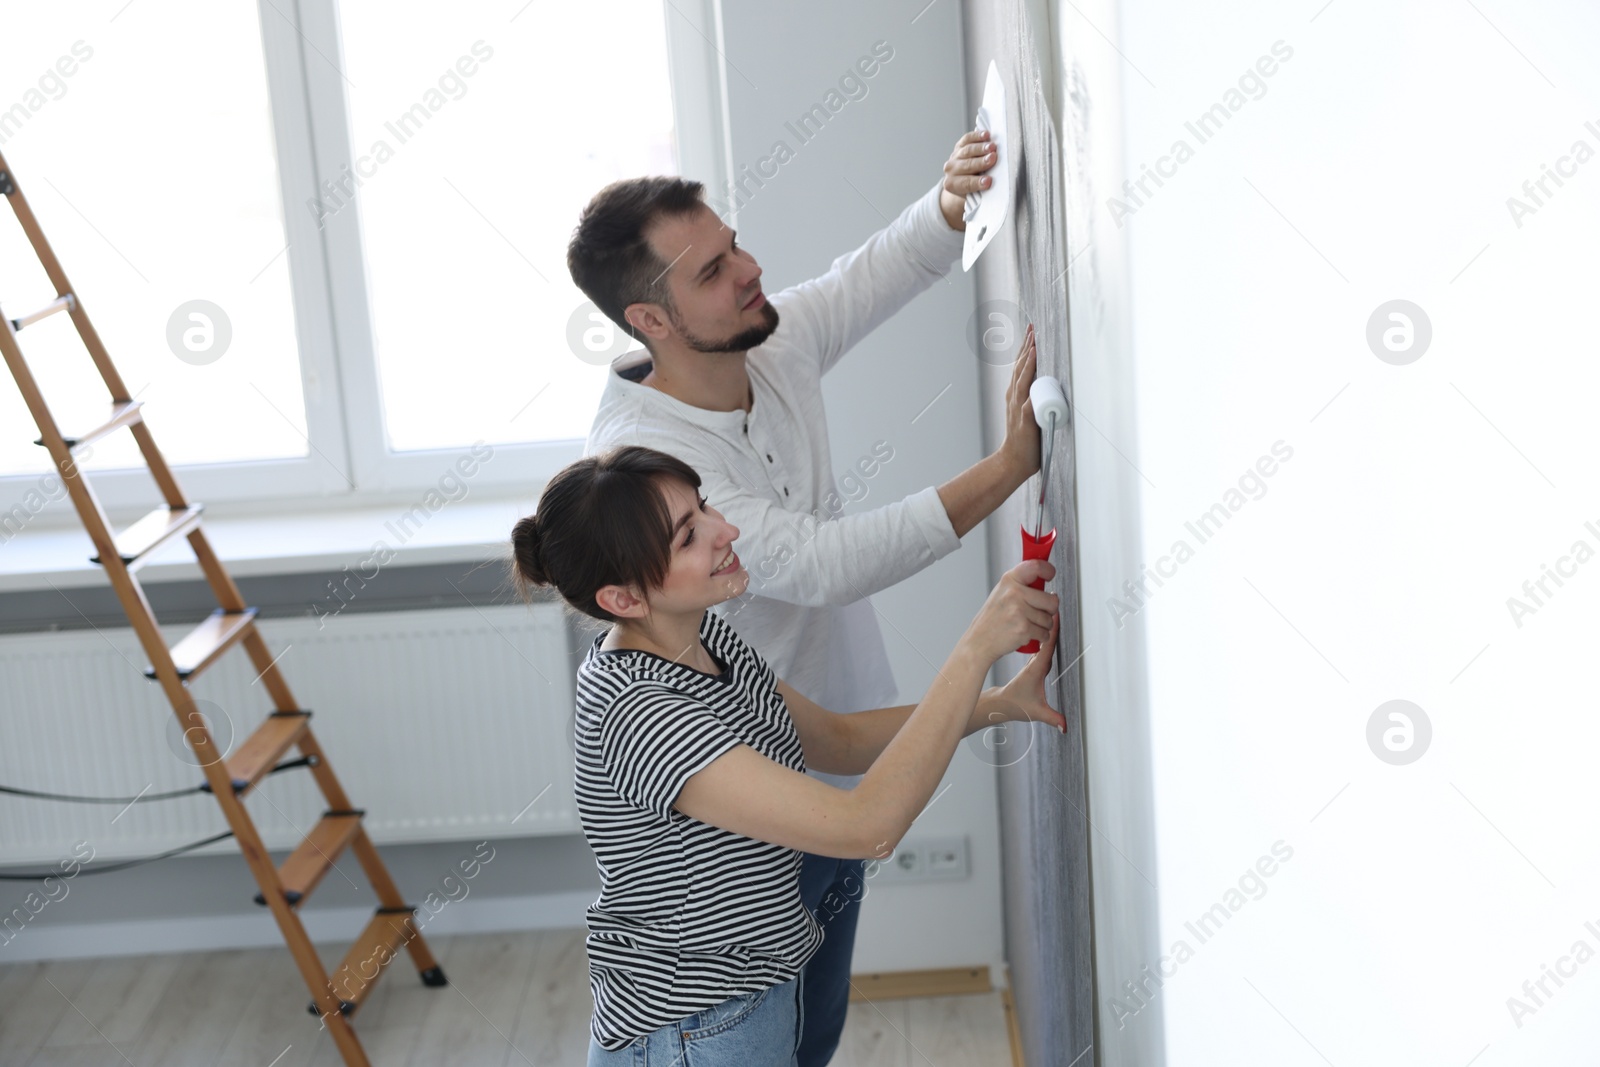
top-left (604, 353), bottom-right (753, 435)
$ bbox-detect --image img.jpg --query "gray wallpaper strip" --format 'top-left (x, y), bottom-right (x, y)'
top-left (962, 1), bottom-right (1165, 1064)
top-left (995, 7), bottom-right (1096, 1061)
top-left (1053, 9), bottom-right (1166, 1065)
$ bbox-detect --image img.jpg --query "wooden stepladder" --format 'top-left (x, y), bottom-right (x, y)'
top-left (0, 151), bottom-right (445, 1066)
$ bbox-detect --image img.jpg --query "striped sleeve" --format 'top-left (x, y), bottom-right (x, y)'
top-left (599, 682), bottom-right (743, 820)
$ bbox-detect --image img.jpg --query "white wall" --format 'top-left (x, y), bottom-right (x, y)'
top-left (1118, 1), bottom-right (1600, 1063)
top-left (715, 0), bottom-right (1003, 976)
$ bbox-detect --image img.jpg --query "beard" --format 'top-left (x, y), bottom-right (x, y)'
top-left (669, 300), bottom-right (780, 354)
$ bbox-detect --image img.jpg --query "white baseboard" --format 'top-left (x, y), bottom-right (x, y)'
top-left (0, 890), bottom-right (594, 964)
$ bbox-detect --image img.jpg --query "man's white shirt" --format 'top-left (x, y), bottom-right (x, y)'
top-left (584, 182), bottom-right (965, 784)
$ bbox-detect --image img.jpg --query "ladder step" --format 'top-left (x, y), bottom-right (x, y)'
top-left (91, 504), bottom-right (204, 571)
top-left (144, 607), bottom-right (257, 681)
top-left (37, 399), bottom-right (144, 451)
top-left (314, 906), bottom-right (420, 1017)
top-left (213, 710), bottom-right (312, 795)
top-left (255, 810), bottom-right (364, 908)
top-left (9, 292), bottom-right (75, 331)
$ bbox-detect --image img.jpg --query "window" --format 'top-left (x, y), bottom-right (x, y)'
top-left (0, 0), bottom-right (710, 518)
top-left (0, 2), bottom-right (308, 484)
top-left (333, 1), bottom-right (674, 454)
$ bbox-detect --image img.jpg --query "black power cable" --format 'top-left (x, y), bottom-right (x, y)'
top-left (0, 755), bottom-right (320, 882)
top-left (0, 782), bottom-right (205, 804)
top-left (0, 755), bottom-right (318, 805)
top-left (0, 831), bottom-right (235, 881)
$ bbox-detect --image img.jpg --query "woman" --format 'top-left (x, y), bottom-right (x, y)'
top-left (510, 445), bottom-right (1061, 1065)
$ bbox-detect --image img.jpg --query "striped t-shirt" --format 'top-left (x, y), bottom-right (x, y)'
top-left (573, 609), bottom-right (824, 1051)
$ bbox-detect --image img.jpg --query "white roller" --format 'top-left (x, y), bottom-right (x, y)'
top-left (1030, 376), bottom-right (1069, 430)
top-left (1029, 376), bottom-right (1068, 538)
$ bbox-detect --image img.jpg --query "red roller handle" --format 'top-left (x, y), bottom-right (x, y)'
top-left (1017, 524), bottom-right (1056, 654)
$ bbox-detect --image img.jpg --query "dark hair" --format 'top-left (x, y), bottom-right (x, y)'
top-left (566, 176), bottom-right (707, 337)
top-left (510, 446), bottom-right (703, 622)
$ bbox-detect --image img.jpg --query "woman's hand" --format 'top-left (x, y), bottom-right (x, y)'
top-left (971, 615), bottom-right (1066, 734)
top-left (961, 559), bottom-right (1059, 663)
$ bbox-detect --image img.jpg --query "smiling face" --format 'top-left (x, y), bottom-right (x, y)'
top-left (602, 476), bottom-right (747, 622)
top-left (638, 205), bottom-right (780, 354)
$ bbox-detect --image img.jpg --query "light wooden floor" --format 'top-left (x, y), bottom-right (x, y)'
top-left (0, 929), bottom-right (1015, 1066)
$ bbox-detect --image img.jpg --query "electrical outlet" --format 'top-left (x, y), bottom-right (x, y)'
top-left (864, 836), bottom-right (969, 884)
top-left (925, 838), bottom-right (968, 878)
top-left (924, 836), bottom-right (969, 879)
top-left (892, 845), bottom-right (923, 878)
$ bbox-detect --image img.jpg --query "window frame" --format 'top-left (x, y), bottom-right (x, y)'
top-left (0, 0), bottom-right (355, 518)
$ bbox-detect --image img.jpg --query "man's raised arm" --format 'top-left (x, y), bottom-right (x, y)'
top-left (710, 326), bottom-right (1040, 608)
top-left (776, 132), bottom-right (999, 377)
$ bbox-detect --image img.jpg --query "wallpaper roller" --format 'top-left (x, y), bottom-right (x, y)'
top-left (1018, 374), bottom-right (1068, 654)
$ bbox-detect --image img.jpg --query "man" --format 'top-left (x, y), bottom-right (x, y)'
top-left (570, 130), bottom-right (1040, 1065)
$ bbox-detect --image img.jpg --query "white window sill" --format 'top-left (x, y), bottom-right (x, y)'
top-left (0, 494), bottom-right (532, 595)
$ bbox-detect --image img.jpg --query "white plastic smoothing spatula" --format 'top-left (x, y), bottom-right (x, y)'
top-left (962, 60), bottom-right (1011, 272)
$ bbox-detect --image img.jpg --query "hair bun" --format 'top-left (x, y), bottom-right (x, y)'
top-left (511, 513), bottom-right (549, 590)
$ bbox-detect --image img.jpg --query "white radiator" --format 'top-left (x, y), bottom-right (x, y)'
top-left (0, 603), bottom-right (579, 865)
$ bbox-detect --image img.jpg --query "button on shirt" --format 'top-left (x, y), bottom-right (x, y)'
top-left (585, 182), bottom-right (965, 781)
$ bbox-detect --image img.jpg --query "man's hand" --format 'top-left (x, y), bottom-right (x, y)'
top-left (997, 323), bottom-right (1041, 481)
top-left (940, 130), bottom-right (998, 231)
top-left (933, 323), bottom-right (1039, 538)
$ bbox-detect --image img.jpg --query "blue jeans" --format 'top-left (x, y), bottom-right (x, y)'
top-left (585, 974), bottom-right (804, 1066)
top-left (796, 853), bottom-right (868, 1067)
